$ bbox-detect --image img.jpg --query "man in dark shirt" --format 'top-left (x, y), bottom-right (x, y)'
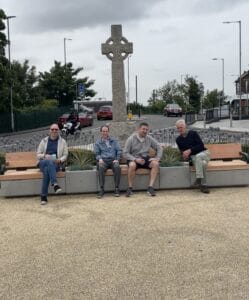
top-left (175, 119), bottom-right (210, 193)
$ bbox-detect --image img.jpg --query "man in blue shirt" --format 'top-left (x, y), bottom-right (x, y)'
top-left (94, 125), bottom-right (122, 198)
top-left (37, 124), bottom-right (68, 205)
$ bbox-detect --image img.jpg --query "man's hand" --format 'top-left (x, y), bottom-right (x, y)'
top-left (149, 158), bottom-right (159, 162)
top-left (113, 160), bottom-right (119, 164)
top-left (182, 149), bottom-right (191, 160)
top-left (99, 159), bottom-right (104, 165)
top-left (45, 154), bottom-right (52, 160)
top-left (135, 158), bottom-right (145, 165)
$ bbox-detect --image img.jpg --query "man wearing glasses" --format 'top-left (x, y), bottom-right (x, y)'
top-left (37, 124), bottom-right (68, 205)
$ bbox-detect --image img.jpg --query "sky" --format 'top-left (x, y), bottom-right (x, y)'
top-left (1, 0), bottom-right (249, 105)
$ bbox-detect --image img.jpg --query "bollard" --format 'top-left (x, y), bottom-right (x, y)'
top-left (128, 109), bottom-right (133, 120)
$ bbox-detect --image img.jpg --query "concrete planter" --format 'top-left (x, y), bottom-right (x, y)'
top-left (65, 169), bottom-right (98, 194)
top-left (159, 165), bottom-right (191, 189)
top-left (0, 177), bottom-right (66, 197)
top-left (191, 169), bottom-right (249, 187)
top-left (96, 172), bottom-right (160, 192)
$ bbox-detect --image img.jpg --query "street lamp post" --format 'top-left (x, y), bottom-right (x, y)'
top-left (6, 15), bottom-right (16, 132)
top-left (223, 20), bottom-right (242, 119)
top-left (212, 57), bottom-right (224, 118)
top-left (63, 37), bottom-right (72, 66)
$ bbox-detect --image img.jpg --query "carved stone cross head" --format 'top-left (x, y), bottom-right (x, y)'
top-left (101, 24), bottom-right (133, 61)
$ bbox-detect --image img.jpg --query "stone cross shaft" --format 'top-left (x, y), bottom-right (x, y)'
top-left (101, 25), bottom-right (133, 122)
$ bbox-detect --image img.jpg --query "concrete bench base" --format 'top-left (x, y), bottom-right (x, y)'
top-left (1, 165), bottom-right (249, 197)
top-left (190, 169), bottom-right (249, 187)
top-left (0, 177), bottom-right (66, 197)
top-left (159, 166), bottom-right (191, 189)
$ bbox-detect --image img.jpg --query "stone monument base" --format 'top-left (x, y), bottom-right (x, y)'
top-left (109, 121), bottom-right (136, 146)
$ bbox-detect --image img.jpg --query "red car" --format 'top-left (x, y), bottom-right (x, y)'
top-left (58, 112), bottom-right (93, 129)
top-left (97, 105), bottom-right (113, 120)
top-left (163, 104), bottom-right (182, 117)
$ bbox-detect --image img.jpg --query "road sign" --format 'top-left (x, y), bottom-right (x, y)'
top-left (79, 83), bottom-right (85, 95)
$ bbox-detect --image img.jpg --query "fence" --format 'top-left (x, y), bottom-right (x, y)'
top-left (2, 125), bottom-right (249, 154)
top-left (0, 106), bottom-right (70, 134)
top-left (150, 127), bottom-right (249, 147)
top-left (0, 128), bottom-right (95, 153)
top-left (185, 112), bottom-right (196, 125)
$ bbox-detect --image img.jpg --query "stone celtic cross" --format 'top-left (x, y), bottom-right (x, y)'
top-left (101, 25), bottom-right (133, 122)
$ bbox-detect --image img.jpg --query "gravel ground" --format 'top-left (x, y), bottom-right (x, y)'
top-left (1, 187), bottom-right (249, 299)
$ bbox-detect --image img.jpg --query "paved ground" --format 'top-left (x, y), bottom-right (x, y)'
top-left (193, 118), bottom-right (249, 132)
top-left (1, 116), bottom-right (249, 299)
top-left (1, 187), bottom-right (249, 299)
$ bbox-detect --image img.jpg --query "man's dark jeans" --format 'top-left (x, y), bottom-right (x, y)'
top-left (97, 160), bottom-right (121, 189)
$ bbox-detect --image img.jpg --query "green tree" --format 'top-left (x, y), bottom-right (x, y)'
top-left (184, 76), bottom-right (204, 112)
top-left (11, 60), bottom-right (40, 109)
top-left (39, 61), bottom-right (96, 106)
top-left (148, 80), bottom-right (185, 106)
top-left (0, 9), bottom-right (7, 63)
top-left (203, 89), bottom-right (223, 109)
top-left (0, 9), bottom-right (11, 112)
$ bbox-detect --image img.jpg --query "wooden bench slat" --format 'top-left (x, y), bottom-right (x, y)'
top-left (205, 143), bottom-right (242, 160)
top-left (207, 159), bottom-right (249, 171)
top-left (104, 165), bottom-right (150, 176)
top-left (6, 151), bottom-right (37, 169)
top-left (0, 169), bottom-right (65, 181)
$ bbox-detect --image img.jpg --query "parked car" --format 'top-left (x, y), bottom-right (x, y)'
top-left (58, 111), bottom-right (93, 129)
top-left (97, 105), bottom-right (113, 120)
top-left (163, 104), bottom-right (182, 117)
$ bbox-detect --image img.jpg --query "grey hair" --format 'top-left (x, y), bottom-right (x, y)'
top-left (175, 119), bottom-right (186, 127)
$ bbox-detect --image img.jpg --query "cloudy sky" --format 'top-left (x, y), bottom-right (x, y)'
top-left (1, 0), bottom-right (249, 104)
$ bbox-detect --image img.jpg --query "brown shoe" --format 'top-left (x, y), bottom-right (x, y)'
top-left (200, 185), bottom-right (210, 194)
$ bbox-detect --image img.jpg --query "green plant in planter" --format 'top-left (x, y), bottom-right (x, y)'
top-left (242, 144), bottom-right (249, 154)
top-left (0, 152), bottom-right (6, 175)
top-left (67, 148), bottom-right (96, 171)
top-left (160, 146), bottom-right (183, 167)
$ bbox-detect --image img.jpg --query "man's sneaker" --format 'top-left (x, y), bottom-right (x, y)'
top-left (40, 196), bottom-right (48, 205)
top-left (126, 187), bottom-right (133, 197)
top-left (97, 189), bottom-right (105, 199)
top-left (147, 186), bottom-right (156, 196)
top-left (192, 178), bottom-right (202, 187)
top-left (114, 188), bottom-right (120, 197)
top-left (200, 185), bottom-right (210, 194)
top-left (54, 184), bottom-right (62, 194)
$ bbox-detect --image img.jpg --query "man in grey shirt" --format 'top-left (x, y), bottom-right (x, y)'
top-left (123, 122), bottom-right (162, 197)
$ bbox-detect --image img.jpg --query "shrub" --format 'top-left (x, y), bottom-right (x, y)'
top-left (67, 148), bottom-right (96, 170)
top-left (242, 144), bottom-right (249, 154)
top-left (0, 152), bottom-right (6, 175)
top-left (160, 146), bottom-right (183, 167)
top-left (0, 152), bottom-right (5, 165)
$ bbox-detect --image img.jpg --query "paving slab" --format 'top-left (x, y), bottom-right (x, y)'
top-left (1, 187), bottom-right (249, 299)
